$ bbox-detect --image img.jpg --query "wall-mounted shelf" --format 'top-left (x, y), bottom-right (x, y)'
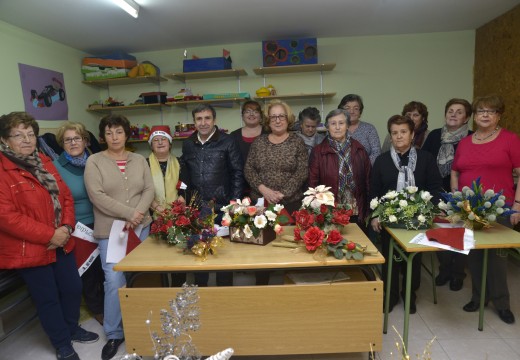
top-left (254, 92), bottom-right (336, 101)
top-left (87, 103), bottom-right (166, 113)
top-left (252, 63), bottom-right (336, 76)
top-left (164, 69), bottom-right (247, 82)
top-left (165, 97), bottom-right (249, 108)
top-left (82, 75), bottom-right (167, 89)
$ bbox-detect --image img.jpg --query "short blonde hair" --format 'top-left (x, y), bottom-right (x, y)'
top-left (264, 99), bottom-right (295, 132)
top-left (56, 121), bottom-right (90, 146)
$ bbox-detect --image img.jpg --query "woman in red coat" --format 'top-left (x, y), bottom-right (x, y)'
top-left (0, 112), bottom-right (98, 360)
top-left (309, 109), bottom-right (371, 230)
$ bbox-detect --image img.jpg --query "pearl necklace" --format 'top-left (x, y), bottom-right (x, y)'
top-left (474, 127), bottom-right (499, 141)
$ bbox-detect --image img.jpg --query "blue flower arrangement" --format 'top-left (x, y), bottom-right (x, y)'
top-left (439, 177), bottom-right (515, 230)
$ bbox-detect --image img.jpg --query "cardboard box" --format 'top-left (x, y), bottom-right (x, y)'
top-left (262, 38), bottom-right (318, 67)
top-left (203, 92), bottom-right (250, 100)
top-left (183, 57), bottom-right (232, 72)
top-left (140, 92), bottom-right (167, 104)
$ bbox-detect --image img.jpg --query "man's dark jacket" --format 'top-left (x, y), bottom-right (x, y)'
top-left (180, 127), bottom-right (244, 211)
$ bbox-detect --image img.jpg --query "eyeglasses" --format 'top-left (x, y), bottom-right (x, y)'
top-left (8, 133), bottom-right (36, 142)
top-left (269, 114), bottom-right (287, 121)
top-left (244, 110), bottom-right (260, 116)
top-left (63, 136), bottom-right (83, 145)
top-left (152, 137), bottom-right (169, 143)
top-left (343, 106), bottom-right (360, 112)
top-left (476, 109), bottom-right (498, 115)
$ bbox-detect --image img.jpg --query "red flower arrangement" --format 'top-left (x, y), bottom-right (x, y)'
top-left (292, 186), bottom-right (365, 260)
top-left (150, 197), bottom-right (223, 260)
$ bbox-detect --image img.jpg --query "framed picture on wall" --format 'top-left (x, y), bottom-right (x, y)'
top-left (18, 63), bottom-right (69, 120)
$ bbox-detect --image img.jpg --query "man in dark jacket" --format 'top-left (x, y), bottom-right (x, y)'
top-left (181, 104), bottom-right (244, 286)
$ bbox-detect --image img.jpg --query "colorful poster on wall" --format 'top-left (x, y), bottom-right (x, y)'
top-left (18, 63), bottom-right (69, 120)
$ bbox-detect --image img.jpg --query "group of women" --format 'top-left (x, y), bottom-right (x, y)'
top-left (0, 93), bottom-right (519, 360)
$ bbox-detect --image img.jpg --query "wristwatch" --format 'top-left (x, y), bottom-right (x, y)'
top-left (64, 225), bottom-right (73, 235)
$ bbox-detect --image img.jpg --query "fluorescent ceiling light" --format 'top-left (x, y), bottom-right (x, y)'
top-left (113, 0), bottom-right (139, 18)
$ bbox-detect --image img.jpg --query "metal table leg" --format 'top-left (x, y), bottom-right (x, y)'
top-left (478, 249), bottom-right (489, 331)
top-left (383, 237), bottom-right (395, 334)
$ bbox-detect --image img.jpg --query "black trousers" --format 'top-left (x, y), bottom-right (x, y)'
top-left (18, 249), bottom-right (82, 349)
top-left (81, 256), bottom-right (105, 315)
top-left (381, 229), bottom-right (422, 304)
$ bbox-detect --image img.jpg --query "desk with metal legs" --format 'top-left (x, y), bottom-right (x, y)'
top-left (383, 223), bottom-right (520, 349)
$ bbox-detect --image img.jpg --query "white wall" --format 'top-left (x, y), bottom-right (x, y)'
top-left (0, 20), bottom-right (474, 157)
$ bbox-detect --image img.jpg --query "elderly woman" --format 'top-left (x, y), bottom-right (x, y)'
top-left (382, 101), bottom-right (430, 152)
top-left (451, 95), bottom-right (520, 324)
top-left (85, 114), bottom-right (154, 360)
top-left (54, 121), bottom-right (105, 325)
top-left (309, 109), bottom-right (371, 230)
top-left (296, 106), bottom-right (325, 155)
top-left (245, 99), bottom-right (308, 214)
top-left (422, 98), bottom-right (473, 291)
top-left (370, 115), bottom-right (442, 314)
top-left (0, 112), bottom-right (98, 360)
top-left (337, 94), bottom-right (381, 164)
top-left (147, 125), bottom-right (187, 287)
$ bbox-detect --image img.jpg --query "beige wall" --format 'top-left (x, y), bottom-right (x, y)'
top-left (0, 20), bottom-right (475, 156)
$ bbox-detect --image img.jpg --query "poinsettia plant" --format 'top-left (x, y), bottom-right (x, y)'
top-left (150, 197), bottom-right (223, 259)
top-left (292, 185), bottom-right (365, 260)
top-left (220, 197), bottom-right (288, 240)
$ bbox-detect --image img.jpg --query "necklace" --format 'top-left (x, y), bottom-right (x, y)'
top-left (474, 127), bottom-right (499, 141)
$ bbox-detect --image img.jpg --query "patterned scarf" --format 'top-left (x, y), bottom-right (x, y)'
top-left (437, 124), bottom-right (468, 177)
top-left (149, 152), bottom-right (180, 217)
top-left (0, 144), bottom-right (61, 227)
top-left (64, 151), bottom-right (89, 168)
top-left (328, 136), bottom-right (356, 205)
top-left (390, 146), bottom-right (417, 191)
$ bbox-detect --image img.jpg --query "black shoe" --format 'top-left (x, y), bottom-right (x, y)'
top-left (71, 326), bottom-right (99, 343)
top-left (449, 278), bottom-right (463, 291)
top-left (463, 300), bottom-right (488, 312)
top-left (56, 345), bottom-right (79, 360)
top-left (101, 338), bottom-right (124, 360)
top-left (498, 309), bottom-right (515, 324)
top-left (435, 273), bottom-right (450, 286)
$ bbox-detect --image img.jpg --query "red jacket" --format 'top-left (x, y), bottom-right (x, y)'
top-left (0, 152), bottom-right (75, 269)
top-left (308, 138), bottom-right (371, 223)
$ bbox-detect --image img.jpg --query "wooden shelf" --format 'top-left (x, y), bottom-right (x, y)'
top-left (165, 97), bottom-right (249, 108)
top-left (164, 69), bottom-right (247, 82)
top-left (253, 92), bottom-right (336, 101)
top-left (86, 103), bottom-right (166, 113)
top-left (253, 63), bottom-right (335, 76)
top-left (82, 76), bottom-right (167, 89)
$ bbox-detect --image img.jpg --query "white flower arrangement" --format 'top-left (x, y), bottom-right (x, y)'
top-left (220, 197), bottom-right (287, 240)
top-left (369, 186), bottom-right (436, 230)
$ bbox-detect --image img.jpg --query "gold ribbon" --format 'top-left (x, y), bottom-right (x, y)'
top-left (191, 236), bottom-right (225, 261)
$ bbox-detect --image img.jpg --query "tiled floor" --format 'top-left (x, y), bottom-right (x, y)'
top-left (2, 258), bottom-right (520, 360)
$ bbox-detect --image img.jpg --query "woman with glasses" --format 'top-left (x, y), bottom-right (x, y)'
top-left (421, 99), bottom-right (473, 292)
top-left (308, 109), bottom-right (371, 232)
top-left (85, 114), bottom-right (154, 360)
top-left (451, 94), bottom-right (520, 324)
top-left (0, 112), bottom-right (99, 360)
top-left (230, 100), bottom-right (267, 196)
top-left (382, 101), bottom-right (430, 153)
top-left (54, 121), bottom-right (105, 326)
top-left (337, 94), bottom-right (381, 164)
top-left (146, 125), bottom-right (187, 287)
top-left (244, 99), bottom-right (308, 214)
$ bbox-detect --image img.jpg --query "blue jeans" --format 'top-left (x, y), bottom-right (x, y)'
top-left (98, 226), bottom-right (149, 340)
top-left (18, 248), bottom-right (82, 349)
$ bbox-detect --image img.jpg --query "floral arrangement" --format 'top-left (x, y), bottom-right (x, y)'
top-left (220, 197), bottom-right (287, 240)
top-left (290, 186), bottom-right (366, 260)
top-left (369, 186), bottom-right (436, 230)
top-left (439, 177), bottom-right (515, 230)
top-left (150, 198), bottom-right (223, 260)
